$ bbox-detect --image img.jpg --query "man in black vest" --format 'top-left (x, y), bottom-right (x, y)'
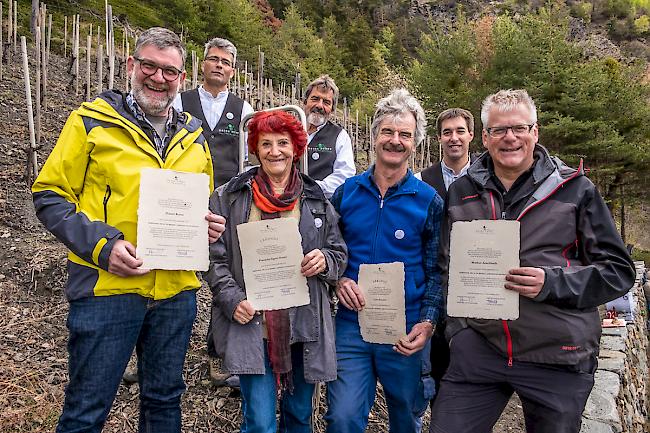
top-left (303, 75), bottom-right (355, 197)
top-left (416, 108), bottom-right (474, 405)
top-left (173, 37), bottom-right (253, 188)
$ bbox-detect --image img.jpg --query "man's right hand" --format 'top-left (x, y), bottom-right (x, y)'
top-left (336, 277), bottom-right (366, 311)
top-left (107, 240), bottom-right (150, 277)
top-left (233, 300), bottom-right (256, 324)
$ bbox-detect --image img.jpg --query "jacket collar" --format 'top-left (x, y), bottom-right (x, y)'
top-left (467, 144), bottom-right (575, 189)
top-left (225, 166), bottom-right (326, 201)
top-left (357, 165), bottom-right (422, 197)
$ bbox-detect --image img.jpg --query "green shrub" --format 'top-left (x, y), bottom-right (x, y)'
top-left (571, 1), bottom-right (594, 23)
top-left (633, 14), bottom-right (650, 33)
top-left (606, 0), bottom-right (636, 18)
top-left (631, 248), bottom-right (650, 266)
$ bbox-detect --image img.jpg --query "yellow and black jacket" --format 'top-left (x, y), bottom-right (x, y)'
top-left (32, 90), bottom-right (214, 301)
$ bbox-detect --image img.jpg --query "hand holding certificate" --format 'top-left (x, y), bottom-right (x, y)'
top-left (136, 168), bottom-right (210, 271)
top-left (237, 217), bottom-right (310, 311)
top-left (447, 220), bottom-right (520, 320)
top-left (358, 262), bottom-right (406, 344)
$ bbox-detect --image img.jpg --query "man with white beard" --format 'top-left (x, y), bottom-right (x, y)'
top-left (303, 75), bottom-right (356, 197)
top-left (32, 27), bottom-right (225, 433)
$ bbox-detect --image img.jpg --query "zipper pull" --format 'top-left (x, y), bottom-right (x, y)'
top-left (380, 197), bottom-right (384, 208)
top-left (501, 211), bottom-right (506, 219)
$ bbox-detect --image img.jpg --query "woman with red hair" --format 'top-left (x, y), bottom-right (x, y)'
top-left (205, 110), bottom-right (348, 432)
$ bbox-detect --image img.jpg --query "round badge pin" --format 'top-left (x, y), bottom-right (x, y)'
top-left (312, 152), bottom-right (320, 160)
top-left (394, 229), bottom-right (405, 240)
top-left (314, 217), bottom-right (323, 228)
top-left (226, 112), bottom-right (234, 120)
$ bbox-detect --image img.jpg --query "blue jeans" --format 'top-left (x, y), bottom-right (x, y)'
top-left (56, 290), bottom-right (197, 433)
top-left (325, 317), bottom-right (433, 433)
top-left (239, 343), bottom-right (315, 433)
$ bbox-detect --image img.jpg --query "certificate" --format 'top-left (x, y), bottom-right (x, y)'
top-left (136, 168), bottom-right (210, 271)
top-left (358, 262), bottom-right (406, 344)
top-left (447, 220), bottom-right (520, 320)
top-left (237, 217), bottom-right (309, 311)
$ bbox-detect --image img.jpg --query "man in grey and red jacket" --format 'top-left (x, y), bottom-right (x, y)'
top-left (430, 89), bottom-right (635, 433)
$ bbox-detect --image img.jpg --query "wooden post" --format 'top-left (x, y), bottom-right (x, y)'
top-left (75, 14), bottom-right (80, 96)
top-left (107, 5), bottom-right (114, 89)
top-left (22, 37), bottom-right (39, 181)
top-left (6, 0), bottom-right (11, 63)
top-left (97, 43), bottom-right (103, 94)
top-left (41, 5), bottom-right (47, 110)
top-left (370, 116), bottom-right (375, 165)
top-left (257, 45), bottom-right (264, 105)
top-left (86, 35), bottom-right (91, 100)
top-left (120, 28), bottom-right (125, 80)
top-left (47, 13), bottom-right (52, 60)
top-left (191, 50), bottom-right (197, 88)
top-left (64, 16), bottom-right (67, 57)
top-left (0, 2), bottom-right (3, 81)
top-left (13, 1), bottom-right (17, 52)
top-left (35, 23), bottom-right (41, 145)
top-left (104, 0), bottom-right (109, 53)
top-left (124, 39), bottom-right (129, 92)
top-left (244, 60), bottom-right (248, 101)
top-left (30, 0), bottom-right (38, 36)
top-left (355, 110), bottom-right (359, 164)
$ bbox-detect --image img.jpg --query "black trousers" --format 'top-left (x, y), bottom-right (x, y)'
top-left (430, 328), bottom-right (595, 433)
top-left (429, 320), bottom-right (450, 398)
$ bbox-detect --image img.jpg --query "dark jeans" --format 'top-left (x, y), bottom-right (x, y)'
top-left (430, 328), bottom-right (595, 433)
top-left (56, 290), bottom-right (197, 433)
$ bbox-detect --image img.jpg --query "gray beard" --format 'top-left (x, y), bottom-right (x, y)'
top-left (130, 72), bottom-right (174, 116)
top-left (307, 112), bottom-right (327, 128)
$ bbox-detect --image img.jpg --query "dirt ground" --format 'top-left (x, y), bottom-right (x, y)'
top-left (0, 49), bottom-right (526, 432)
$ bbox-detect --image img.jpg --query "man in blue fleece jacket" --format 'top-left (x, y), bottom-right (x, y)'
top-left (325, 88), bottom-right (444, 433)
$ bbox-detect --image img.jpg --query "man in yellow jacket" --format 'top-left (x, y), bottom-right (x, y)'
top-left (32, 27), bottom-right (225, 433)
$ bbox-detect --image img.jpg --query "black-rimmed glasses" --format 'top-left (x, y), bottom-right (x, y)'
top-left (486, 123), bottom-right (535, 138)
top-left (133, 56), bottom-right (183, 81)
top-left (204, 56), bottom-right (233, 68)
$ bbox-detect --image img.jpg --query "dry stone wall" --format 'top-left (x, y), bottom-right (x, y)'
top-left (581, 261), bottom-right (648, 433)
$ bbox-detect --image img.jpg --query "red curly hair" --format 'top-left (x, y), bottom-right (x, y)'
top-left (247, 110), bottom-right (308, 162)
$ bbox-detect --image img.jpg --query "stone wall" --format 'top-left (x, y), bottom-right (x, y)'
top-left (581, 261), bottom-right (649, 433)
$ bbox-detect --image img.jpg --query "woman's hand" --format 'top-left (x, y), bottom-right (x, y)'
top-left (301, 249), bottom-right (327, 277)
top-left (233, 300), bottom-right (256, 324)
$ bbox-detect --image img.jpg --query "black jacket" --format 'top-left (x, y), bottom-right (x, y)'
top-left (441, 145), bottom-right (635, 365)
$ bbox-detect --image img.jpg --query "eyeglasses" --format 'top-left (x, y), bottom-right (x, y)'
top-left (133, 57), bottom-right (183, 81)
top-left (204, 55), bottom-right (233, 68)
top-left (485, 124), bottom-right (535, 138)
top-left (379, 127), bottom-right (414, 142)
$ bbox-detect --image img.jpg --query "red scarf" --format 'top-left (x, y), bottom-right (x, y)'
top-left (251, 166), bottom-right (303, 395)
